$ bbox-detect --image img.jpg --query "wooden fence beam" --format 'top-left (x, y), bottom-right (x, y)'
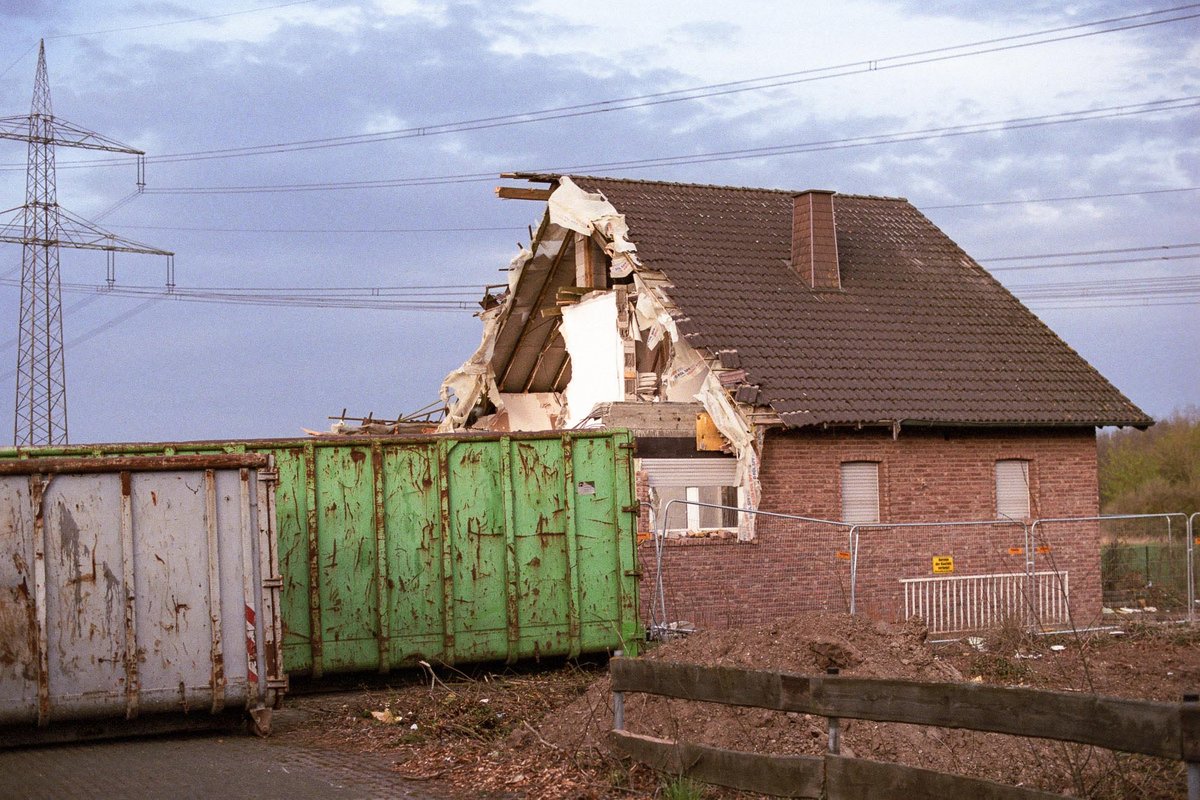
top-left (609, 659), bottom-right (1188, 760)
top-left (609, 730), bottom-right (823, 799)
top-left (825, 754), bottom-right (1063, 800)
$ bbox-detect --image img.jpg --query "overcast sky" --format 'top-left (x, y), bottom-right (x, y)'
top-left (0, 0), bottom-right (1196, 444)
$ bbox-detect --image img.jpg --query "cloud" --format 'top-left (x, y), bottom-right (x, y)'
top-left (0, 0), bottom-right (1194, 441)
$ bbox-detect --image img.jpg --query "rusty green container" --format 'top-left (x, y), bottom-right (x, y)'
top-left (0, 431), bottom-right (640, 677)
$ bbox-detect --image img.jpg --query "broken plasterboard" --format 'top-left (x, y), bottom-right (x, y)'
top-left (559, 291), bottom-right (625, 427)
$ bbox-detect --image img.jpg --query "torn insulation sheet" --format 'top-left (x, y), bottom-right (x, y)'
top-left (438, 248), bottom-right (531, 431)
top-left (547, 177), bottom-right (640, 278)
top-left (696, 368), bottom-right (762, 541)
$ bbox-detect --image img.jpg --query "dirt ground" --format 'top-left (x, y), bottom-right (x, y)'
top-left (279, 617), bottom-right (1200, 799)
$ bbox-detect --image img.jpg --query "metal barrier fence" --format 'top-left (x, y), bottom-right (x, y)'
top-left (648, 500), bottom-right (1196, 637)
top-left (901, 571), bottom-right (1070, 634)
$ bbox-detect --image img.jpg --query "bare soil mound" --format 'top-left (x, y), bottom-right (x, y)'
top-left (530, 613), bottom-right (1185, 798)
top-left (277, 615), bottom-right (1196, 798)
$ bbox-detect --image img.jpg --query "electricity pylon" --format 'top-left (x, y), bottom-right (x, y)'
top-left (0, 40), bottom-right (173, 446)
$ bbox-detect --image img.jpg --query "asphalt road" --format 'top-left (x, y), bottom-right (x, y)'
top-left (0, 710), bottom-right (439, 800)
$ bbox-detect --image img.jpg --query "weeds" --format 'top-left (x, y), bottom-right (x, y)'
top-left (660, 775), bottom-right (706, 800)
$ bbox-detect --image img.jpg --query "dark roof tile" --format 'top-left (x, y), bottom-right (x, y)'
top-left (570, 174), bottom-right (1152, 429)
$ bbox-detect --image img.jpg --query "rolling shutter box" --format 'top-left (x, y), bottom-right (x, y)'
top-left (641, 457), bottom-right (738, 488)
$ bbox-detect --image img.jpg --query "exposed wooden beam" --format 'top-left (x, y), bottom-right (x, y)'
top-left (495, 186), bottom-right (553, 201)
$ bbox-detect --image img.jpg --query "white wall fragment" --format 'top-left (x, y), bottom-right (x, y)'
top-left (499, 392), bottom-right (563, 431)
top-left (559, 292), bottom-right (625, 427)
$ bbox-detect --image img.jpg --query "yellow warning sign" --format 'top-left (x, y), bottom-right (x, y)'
top-left (932, 555), bottom-right (954, 574)
top-left (1035, 546), bottom-right (1052, 554)
top-left (1007, 547), bottom-right (1024, 556)
top-left (836, 551), bottom-right (852, 561)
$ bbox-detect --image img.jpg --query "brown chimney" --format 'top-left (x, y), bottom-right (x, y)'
top-left (791, 190), bottom-right (840, 290)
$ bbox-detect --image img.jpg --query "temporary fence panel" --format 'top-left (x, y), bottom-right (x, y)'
top-left (901, 571), bottom-right (1070, 634)
top-left (853, 519), bottom-right (1032, 626)
top-left (1092, 514), bottom-right (1192, 621)
top-left (645, 498), bottom-right (853, 634)
top-left (0, 455), bottom-right (284, 741)
top-left (0, 431), bottom-right (640, 678)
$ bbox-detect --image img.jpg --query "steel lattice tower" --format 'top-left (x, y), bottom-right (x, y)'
top-left (0, 41), bottom-right (173, 446)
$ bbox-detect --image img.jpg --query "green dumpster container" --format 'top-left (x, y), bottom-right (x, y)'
top-left (0, 430), bottom-right (641, 677)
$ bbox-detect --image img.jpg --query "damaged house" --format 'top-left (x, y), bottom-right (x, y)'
top-left (439, 174), bottom-right (1151, 632)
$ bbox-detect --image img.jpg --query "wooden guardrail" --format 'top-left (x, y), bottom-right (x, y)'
top-left (608, 658), bottom-right (1200, 800)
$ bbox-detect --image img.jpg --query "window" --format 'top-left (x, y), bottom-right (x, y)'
top-left (841, 461), bottom-right (880, 524)
top-left (995, 459), bottom-right (1031, 520)
top-left (642, 458), bottom-right (741, 535)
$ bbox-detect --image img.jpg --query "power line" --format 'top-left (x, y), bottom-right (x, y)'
top-left (989, 254), bottom-right (1200, 272)
top-left (1010, 274), bottom-right (1200, 293)
top-left (15, 3), bottom-right (1200, 172)
top-left (922, 186), bottom-right (1200, 210)
top-left (1028, 298), bottom-right (1199, 310)
top-left (978, 242), bottom-right (1200, 262)
top-left (0, 292), bottom-right (104, 351)
top-left (95, 190), bottom-right (1197, 236)
top-left (0, 42), bottom-right (40, 83)
top-left (108, 223), bottom-right (524, 234)
top-left (0, 277), bottom-right (480, 310)
top-left (131, 95), bottom-right (1200, 195)
top-left (45, 0), bottom-right (321, 40)
top-left (0, 299), bottom-right (160, 382)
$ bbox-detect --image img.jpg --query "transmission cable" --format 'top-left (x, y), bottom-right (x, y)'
top-left (133, 95), bottom-right (1200, 194)
top-left (20, 3), bottom-right (1200, 171)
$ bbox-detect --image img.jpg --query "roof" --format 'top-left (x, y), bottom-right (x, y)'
top-left (561, 174), bottom-right (1151, 429)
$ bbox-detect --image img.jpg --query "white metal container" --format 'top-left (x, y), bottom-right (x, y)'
top-left (0, 454), bottom-right (285, 742)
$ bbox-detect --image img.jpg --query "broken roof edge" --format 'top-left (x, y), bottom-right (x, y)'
top-left (773, 414), bottom-right (1155, 432)
top-left (496, 174), bottom-right (1154, 433)
top-left (501, 171), bottom-right (910, 204)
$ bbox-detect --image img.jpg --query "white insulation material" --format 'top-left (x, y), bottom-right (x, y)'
top-left (696, 368), bottom-right (762, 541)
top-left (437, 248), bottom-right (532, 432)
top-left (548, 177), bottom-right (640, 278)
top-left (560, 292), bottom-right (625, 427)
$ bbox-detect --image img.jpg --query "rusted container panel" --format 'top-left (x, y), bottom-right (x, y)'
top-left (272, 430), bottom-right (639, 676)
top-left (0, 430), bottom-right (640, 679)
top-left (0, 455), bottom-right (285, 742)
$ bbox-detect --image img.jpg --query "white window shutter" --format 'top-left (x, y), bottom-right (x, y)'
top-left (841, 462), bottom-right (880, 524)
top-left (996, 460), bottom-right (1031, 519)
top-left (640, 458), bottom-right (739, 487)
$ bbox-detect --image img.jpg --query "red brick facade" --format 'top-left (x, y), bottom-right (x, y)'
top-left (638, 426), bottom-right (1102, 633)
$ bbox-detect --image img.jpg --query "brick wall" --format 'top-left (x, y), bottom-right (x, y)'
top-left (637, 426), bottom-right (1101, 632)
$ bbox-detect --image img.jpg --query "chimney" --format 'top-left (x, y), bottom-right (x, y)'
top-left (791, 190), bottom-right (840, 290)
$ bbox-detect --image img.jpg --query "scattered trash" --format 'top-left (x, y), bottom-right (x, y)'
top-left (966, 636), bottom-right (985, 652)
top-left (371, 709), bottom-right (400, 725)
top-left (1049, 645), bottom-right (1066, 652)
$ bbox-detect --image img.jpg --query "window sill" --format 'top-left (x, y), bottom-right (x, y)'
top-left (639, 529), bottom-right (755, 546)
